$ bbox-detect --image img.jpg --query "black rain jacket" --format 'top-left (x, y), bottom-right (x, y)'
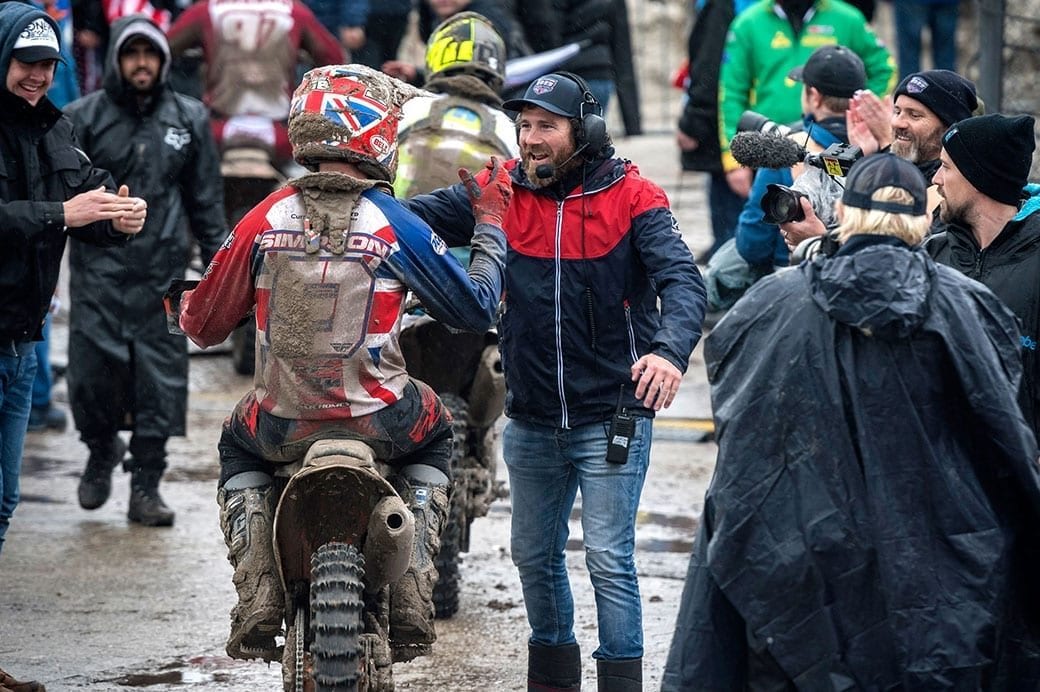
top-left (63, 15), bottom-right (227, 439)
top-left (664, 236), bottom-right (1040, 690)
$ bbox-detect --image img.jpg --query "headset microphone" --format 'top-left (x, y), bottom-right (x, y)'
top-left (535, 142), bottom-right (591, 179)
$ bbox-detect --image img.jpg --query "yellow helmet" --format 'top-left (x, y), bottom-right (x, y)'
top-left (425, 12), bottom-right (506, 93)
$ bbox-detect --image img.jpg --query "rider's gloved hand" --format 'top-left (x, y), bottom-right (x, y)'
top-left (459, 156), bottom-right (513, 227)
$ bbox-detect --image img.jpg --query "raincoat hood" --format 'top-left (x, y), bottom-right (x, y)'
top-left (806, 235), bottom-right (933, 340)
top-left (103, 14), bottom-right (170, 103)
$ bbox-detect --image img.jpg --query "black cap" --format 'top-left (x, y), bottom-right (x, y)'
top-left (503, 73), bottom-right (589, 118)
top-left (12, 15), bottom-right (63, 64)
top-left (841, 153), bottom-right (928, 215)
top-left (894, 70), bottom-right (977, 127)
top-left (788, 45), bottom-right (866, 98)
top-left (942, 114), bottom-right (1036, 206)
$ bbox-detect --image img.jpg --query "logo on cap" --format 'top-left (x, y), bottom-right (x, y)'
top-left (15, 18), bottom-right (58, 51)
top-left (905, 76), bottom-right (929, 95)
top-left (532, 77), bottom-right (557, 95)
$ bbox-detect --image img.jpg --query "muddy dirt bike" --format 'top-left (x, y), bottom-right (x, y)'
top-left (399, 307), bottom-right (507, 618)
top-left (272, 438), bottom-right (414, 691)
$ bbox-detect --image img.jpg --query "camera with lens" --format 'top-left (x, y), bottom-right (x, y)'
top-left (736, 110), bottom-right (792, 137)
top-left (760, 142), bottom-right (863, 225)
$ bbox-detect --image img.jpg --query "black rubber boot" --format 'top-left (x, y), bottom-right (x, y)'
top-left (528, 642), bottom-right (582, 691)
top-left (389, 478), bottom-right (450, 662)
top-left (128, 468), bottom-right (175, 527)
top-left (596, 658), bottom-right (641, 692)
top-left (77, 435), bottom-right (126, 510)
top-left (126, 438), bottom-right (174, 526)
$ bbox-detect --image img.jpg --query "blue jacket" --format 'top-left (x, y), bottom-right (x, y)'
top-left (407, 156), bottom-right (706, 428)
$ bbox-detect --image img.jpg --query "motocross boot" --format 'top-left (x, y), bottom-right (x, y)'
top-left (126, 437), bottom-right (175, 527)
top-left (77, 435), bottom-right (126, 510)
top-left (218, 483), bottom-right (284, 661)
top-left (0, 665), bottom-right (46, 692)
top-left (388, 475), bottom-right (450, 662)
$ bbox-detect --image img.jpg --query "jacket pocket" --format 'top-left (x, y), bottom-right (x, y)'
top-left (43, 148), bottom-right (90, 190)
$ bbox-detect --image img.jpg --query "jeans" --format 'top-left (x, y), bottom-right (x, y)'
top-left (503, 415), bottom-right (653, 660)
top-left (894, 1), bottom-right (959, 78)
top-left (31, 311), bottom-right (53, 409)
top-left (706, 171), bottom-right (745, 261)
top-left (0, 341), bottom-right (38, 556)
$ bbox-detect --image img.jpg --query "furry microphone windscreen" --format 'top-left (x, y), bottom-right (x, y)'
top-left (730, 132), bottom-right (807, 169)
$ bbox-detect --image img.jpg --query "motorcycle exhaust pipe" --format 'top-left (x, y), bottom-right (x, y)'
top-left (467, 344), bottom-right (506, 428)
top-left (362, 495), bottom-right (415, 592)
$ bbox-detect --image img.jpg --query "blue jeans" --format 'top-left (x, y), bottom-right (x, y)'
top-left (0, 340), bottom-right (38, 556)
top-left (894, 1), bottom-right (959, 78)
top-left (32, 312), bottom-right (53, 409)
top-left (503, 415), bottom-right (653, 660)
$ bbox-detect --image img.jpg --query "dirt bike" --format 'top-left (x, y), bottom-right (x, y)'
top-left (398, 308), bottom-right (507, 618)
top-left (273, 438), bottom-right (413, 691)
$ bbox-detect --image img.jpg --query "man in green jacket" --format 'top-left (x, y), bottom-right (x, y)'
top-left (719, 0), bottom-right (895, 197)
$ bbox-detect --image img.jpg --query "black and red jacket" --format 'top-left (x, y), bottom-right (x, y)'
top-left (407, 156), bottom-right (705, 428)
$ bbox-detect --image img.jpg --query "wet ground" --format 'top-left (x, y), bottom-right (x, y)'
top-left (0, 132), bottom-right (720, 690)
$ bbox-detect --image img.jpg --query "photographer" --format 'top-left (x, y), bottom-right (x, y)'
top-left (664, 153), bottom-right (1040, 689)
top-left (705, 45), bottom-right (863, 311)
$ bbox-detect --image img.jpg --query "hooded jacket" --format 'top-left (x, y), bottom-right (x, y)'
top-left (664, 236), bottom-right (1040, 689)
top-left (406, 155), bottom-right (706, 428)
top-left (0, 2), bottom-right (124, 343)
top-left (63, 15), bottom-right (227, 439)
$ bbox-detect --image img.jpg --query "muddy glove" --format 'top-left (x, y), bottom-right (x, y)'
top-left (459, 156), bottom-right (513, 227)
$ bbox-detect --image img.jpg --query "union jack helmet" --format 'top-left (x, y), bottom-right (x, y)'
top-left (288, 64), bottom-right (423, 180)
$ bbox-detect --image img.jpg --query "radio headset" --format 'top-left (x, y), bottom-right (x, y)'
top-left (534, 71), bottom-right (608, 180)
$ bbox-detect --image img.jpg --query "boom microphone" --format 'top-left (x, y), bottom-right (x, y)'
top-left (730, 131), bottom-right (807, 170)
top-left (535, 142), bottom-right (591, 179)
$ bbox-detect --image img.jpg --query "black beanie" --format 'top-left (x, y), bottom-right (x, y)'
top-left (942, 114), bottom-right (1036, 206)
top-left (894, 70), bottom-right (977, 127)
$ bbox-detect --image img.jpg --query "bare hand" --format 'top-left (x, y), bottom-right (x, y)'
top-left (631, 354), bottom-right (682, 411)
top-left (725, 167), bottom-right (753, 198)
top-left (851, 90), bottom-right (893, 150)
top-left (846, 101), bottom-right (879, 156)
top-left (63, 185), bottom-right (146, 232)
top-left (676, 130), bottom-right (699, 152)
top-left (340, 26), bottom-right (365, 51)
top-left (381, 60), bottom-right (417, 83)
top-left (780, 198), bottom-right (825, 252)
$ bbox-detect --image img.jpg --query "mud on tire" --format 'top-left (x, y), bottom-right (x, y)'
top-left (310, 542), bottom-right (365, 690)
top-left (434, 394), bottom-right (468, 619)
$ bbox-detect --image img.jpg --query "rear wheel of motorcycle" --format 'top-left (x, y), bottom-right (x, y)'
top-left (310, 542), bottom-right (366, 691)
top-left (434, 394), bottom-right (467, 619)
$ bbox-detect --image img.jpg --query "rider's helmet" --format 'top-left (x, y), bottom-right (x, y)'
top-left (288, 63), bottom-right (422, 181)
top-left (425, 12), bottom-right (507, 93)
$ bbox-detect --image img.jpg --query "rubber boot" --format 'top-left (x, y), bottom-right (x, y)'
top-left (77, 435), bottom-right (126, 510)
top-left (388, 478), bottom-right (450, 662)
top-left (596, 658), bottom-right (641, 692)
top-left (528, 642), bottom-right (582, 691)
top-left (218, 484), bottom-right (284, 661)
top-left (128, 468), bottom-right (176, 527)
top-left (0, 665), bottom-right (46, 691)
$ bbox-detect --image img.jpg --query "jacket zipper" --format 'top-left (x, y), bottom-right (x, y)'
top-left (624, 301), bottom-right (638, 363)
top-left (554, 200), bottom-right (568, 429)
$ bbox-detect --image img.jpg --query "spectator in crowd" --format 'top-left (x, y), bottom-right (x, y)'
top-left (395, 11), bottom-right (518, 199)
top-left (782, 68), bottom-right (977, 249)
top-left (406, 71), bottom-right (705, 691)
top-left (502, 0), bottom-right (560, 54)
top-left (352, 0), bottom-right (411, 69)
top-left (927, 113), bottom-right (1040, 441)
top-left (719, 0), bottom-right (895, 198)
top-left (64, 14), bottom-right (227, 527)
top-left (301, 0), bottom-right (368, 57)
top-left (889, 0), bottom-right (959, 79)
top-left (677, 0), bottom-right (751, 261)
top-left (664, 152), bottom-right (1040, 690)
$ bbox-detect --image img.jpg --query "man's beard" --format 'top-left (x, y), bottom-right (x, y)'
top-left (938, 193), bottom-right (972, 228)
top-left (891, 128), bottom-right (942, 164)
top-left (522, 147), bottom-right (581, 188)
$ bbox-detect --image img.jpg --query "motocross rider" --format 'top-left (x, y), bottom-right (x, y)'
top-left (177, 63), bottom-right (512, 663)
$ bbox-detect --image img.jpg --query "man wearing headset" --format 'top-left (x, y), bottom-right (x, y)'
top-left (406, 72), bottom-right (705, 691)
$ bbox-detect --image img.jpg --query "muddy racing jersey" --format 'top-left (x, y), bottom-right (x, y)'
top-left (167, 0), bottom-right (343, 121)
top-left (180, 184), bottom-right (504, 420)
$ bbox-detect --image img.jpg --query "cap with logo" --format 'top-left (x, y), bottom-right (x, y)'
top-left (841, 153), bottom-right (928, 215)
top-left (788, 45), bottom-right (866, 98)
top-left (12, 15), bottom-right (63, 64)
top-left (894, 70), bottom-right (977, 127)
top-left (502, 73), bottom-right (585, 118)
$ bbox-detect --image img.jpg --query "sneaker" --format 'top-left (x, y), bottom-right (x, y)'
top-left (26, 405), bottom-right (67, 433)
